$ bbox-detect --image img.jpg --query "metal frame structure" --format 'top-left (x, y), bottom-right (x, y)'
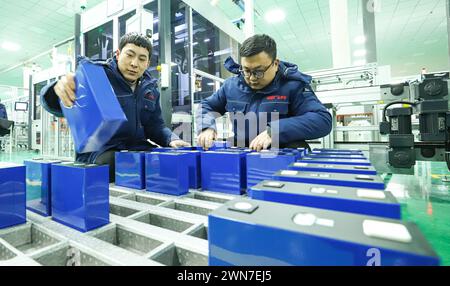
top-left (0, 186), bottom-right (237, 266)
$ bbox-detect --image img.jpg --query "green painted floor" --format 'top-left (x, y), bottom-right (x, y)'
top-left (385, 162), bottom-right (450, 266)
top-left (1, 151), bottom-right (450, 265)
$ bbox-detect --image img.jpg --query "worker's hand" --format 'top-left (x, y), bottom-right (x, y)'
top-left (54, 73), bottom-right (76, 108)
top-left (250, 130), bottom-right (272, 152)
top-left (197, 128), bottom-right (217, 150)
top-left (169, 140), bottom-right (191, 148)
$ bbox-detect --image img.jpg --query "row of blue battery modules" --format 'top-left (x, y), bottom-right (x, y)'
top-left (0, 148), bottom-right (440, 265)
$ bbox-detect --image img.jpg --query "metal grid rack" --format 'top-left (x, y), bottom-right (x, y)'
top-left (0, 186), bottom-right (238, 266)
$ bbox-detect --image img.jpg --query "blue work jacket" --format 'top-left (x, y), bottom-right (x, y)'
top-left (197, 57), bottom-right (332, 147)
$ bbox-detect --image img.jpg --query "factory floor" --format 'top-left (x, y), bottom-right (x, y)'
top-left (386, 161), bottom-right (450, 265)
top-left (0, 150), bottom-right (40, 164)
top-left (1, 150), bottom-right (449, 265)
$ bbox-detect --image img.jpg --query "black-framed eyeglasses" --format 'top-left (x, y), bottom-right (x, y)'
top-left (240, 61), bottom-right (275, 80)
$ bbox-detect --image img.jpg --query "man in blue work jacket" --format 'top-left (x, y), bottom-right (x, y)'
top-left (41, 33), bottom-right (190, 181)
top-left (197, 34), bottom-right (332, 151)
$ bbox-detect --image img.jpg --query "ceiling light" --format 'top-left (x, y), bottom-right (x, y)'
top-left (210, 0), bottom-right (219, 6)
top-left (264, 9), bottom-right (286, 24)
top-left (1, 41), bottom-right (21, 52)
top-left (353, 49), bottom-right (367, 57)
top-left (354, 36), bottom-right (366, 45)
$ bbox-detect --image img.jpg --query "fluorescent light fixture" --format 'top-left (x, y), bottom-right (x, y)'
top-left (1, 41), bottom-right (21, 52)
top-left (353, 59), bottom-right (367, 66)
top-left (354, 36), bottom-right (366, 45)
top-left (353, 49), bottom-right (367, 57)
top-left (264, 9), bottom-right (286, 24)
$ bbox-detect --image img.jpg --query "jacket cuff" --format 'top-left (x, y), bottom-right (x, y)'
top-left (41, 82), bottom-right (64, 117)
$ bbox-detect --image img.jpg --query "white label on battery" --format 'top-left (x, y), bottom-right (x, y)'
top-left (363, 220), bottom-right (412, 243)
top-left (351, 160), bottom-right (365, 162)
top-left (357, 175), bottom-right (373, 180)
top-left (0, 162), bottom-right (22, 168)
top-left (310, 173), bottom-right (319, 177)
top-left (316, 218), bottom-right (335, 227)
top-left (326, 190), bottom-right (339, 194)
top-left (319, 174), bottom-right (330, 178)
top-left (233, 202), bottom-right (254, 211)
top-left (281, 170), bottom-right (298, 176)
top-left (264, 182), bottom-right (285, 188)
top-left (294, 163), bottom-right (308, 167)
top-left (293, 213), bottom-right (316, 226)
top-left (310, 187), bottom-right (326, 194)
top-left (357, 189), bottom-right (386, 200)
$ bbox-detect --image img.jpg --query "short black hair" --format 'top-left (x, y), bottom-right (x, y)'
top-left (119, 32), bottom-right (153, 58)
top-left (239, 34), bottom-right (277, 60)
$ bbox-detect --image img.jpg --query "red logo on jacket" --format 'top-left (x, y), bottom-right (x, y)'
top-left (266, 95), bottom-right (287, 101)
top-left (145, 93), bottom-right (156, 100)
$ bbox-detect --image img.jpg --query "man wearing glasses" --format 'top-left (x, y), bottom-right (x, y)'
top-left (196, 34), bottom-right (332, 151)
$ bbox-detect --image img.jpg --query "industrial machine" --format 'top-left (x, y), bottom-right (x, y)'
top-left (379, 72), bottom-right (450, 171)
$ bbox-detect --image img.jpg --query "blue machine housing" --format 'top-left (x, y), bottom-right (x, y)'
top-left (24, 159), bottom-right (61, 216)
top-left (61, 60), bottom-right (127, 154)
top-left (209, 198), bottom-right (440, 266)
top-left (0, 163), bottom-right (26, 229)
top-left (273, 170), bottom-right (385, 190)
top-left (289, 162), bottom-right (377, 175)
top-left (298, 157), bottom-right (372, 166)
top-left (115, 151), bottom-right (146, 190)
top-left (51, 163), bottom-right (110, 232)
top-left (145, 152), bottom-right (190, 196)
top-left (201, 151), bottom-right (247, 195)
top-left (246, 151), bottom-right (298, 189)
top-left (249, 180), bottom-right (401, 219)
